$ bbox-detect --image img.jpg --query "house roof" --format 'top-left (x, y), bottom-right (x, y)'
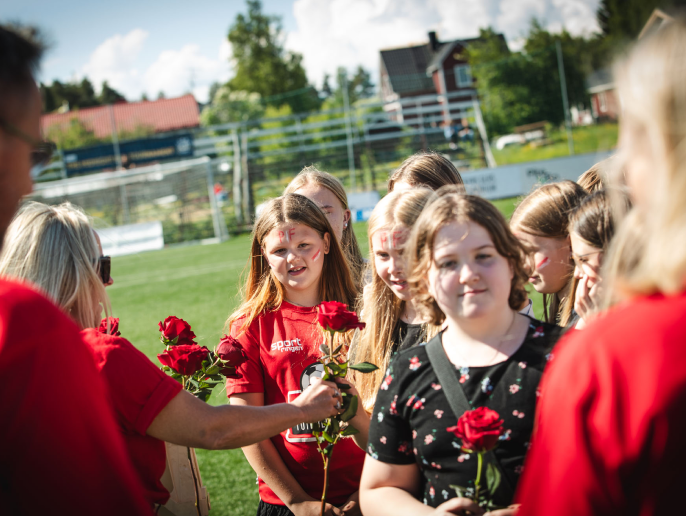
top-left (379, 44), bottom-right (436, 95)
top-left (426, 34), bottom-right (508, 73)
top-left (639, 8), bottom-right (675, 39)
top-left (41, 94), bottom-right (200, 139)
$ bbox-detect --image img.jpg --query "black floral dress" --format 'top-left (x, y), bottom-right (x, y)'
top-left (367, 318), bottom-right (563, 508)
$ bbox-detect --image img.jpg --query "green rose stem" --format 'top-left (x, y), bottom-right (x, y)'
top-left (319, 329), bottom-right (336, 516)
top-left (474, 452), bottom-right (484, 504)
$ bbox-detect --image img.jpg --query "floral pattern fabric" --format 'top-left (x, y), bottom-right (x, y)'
top-left (367, 318), bottom-right (563, 508)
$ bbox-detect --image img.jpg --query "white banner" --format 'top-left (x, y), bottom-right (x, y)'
top-left (349, 191), bottom-right (381, 222)
top-left (97, 221), bottom-right (164, 257)
top-left (462, 151), bottom-right (613, 200)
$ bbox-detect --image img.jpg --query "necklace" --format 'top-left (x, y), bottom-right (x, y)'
top-left (450, 310), bottom-right (518, 368)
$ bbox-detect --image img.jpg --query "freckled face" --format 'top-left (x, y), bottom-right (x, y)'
top-left (262, 223), bottom-right (330, 296)
top-left (514, 232), bottom-right (571, 295)
top-left (372, 226), bottom-right (411, 301)
top-left (293, 184), bottom-right (350, 243)
top-left (428, 221), bottom-right (513, 320)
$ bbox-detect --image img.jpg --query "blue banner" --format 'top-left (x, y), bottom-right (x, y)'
top-left (62, 133), bottom-right (194, 176)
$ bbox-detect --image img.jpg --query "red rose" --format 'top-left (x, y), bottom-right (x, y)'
top-left (157, 344), bottom-right (209, 376)
top-left (158, 316), bottom-right (197, 346)
top-left (98, 317), bottom-right (121, 336)
top-left (216, 335), bottom-right (248, 368)
top-left (317, 301), bottom-right (366, 333)
top-left (447, 407), bottom-right (504, 453)
top-left (216, 335), bottom-right (247, 379)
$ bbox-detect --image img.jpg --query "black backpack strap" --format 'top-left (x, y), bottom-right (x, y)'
top-left (425, 335), bottom-right (516, 502)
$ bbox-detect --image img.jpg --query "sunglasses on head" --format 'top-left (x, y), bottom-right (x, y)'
top-left (0, 118), bottom-right (56, 167)
top-left (98, 256), bottom-right (111, 284)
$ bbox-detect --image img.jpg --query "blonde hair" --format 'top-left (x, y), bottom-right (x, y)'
top-left (227, 193), bottom-right (358, 335)
top-left (607, 17), bottom-right (686, 296)
top-left (388, 151), bottom-right (465, 192)
top-left (510, 181), bottom-right (588, 325)
top-left (353, 188), bottom-right (439, 412)
top-left (407, 188), bottom-right (529, 326)
top-left (284, 166), bottom-right (365, 289)
top-left (0, 202), bottom-right (108, 329)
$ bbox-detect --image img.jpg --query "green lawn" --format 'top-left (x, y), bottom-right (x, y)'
top-left (107, 199), bottom-right (540, 515)
top-left (492, 123), bottom-right (618, 166)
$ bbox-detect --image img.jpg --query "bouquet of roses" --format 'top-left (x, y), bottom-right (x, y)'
top-left (448, 407), bottom-right (505, 510)
top-left (156, 315), bottom-right (247, 402)
top-left (313, 301), bottom-right (378, 516)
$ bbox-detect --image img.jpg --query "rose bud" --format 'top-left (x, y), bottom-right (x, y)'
top-left (216, 335), bottom-right (248, 368)
top-left (158, 316), bottom-right (197, 346)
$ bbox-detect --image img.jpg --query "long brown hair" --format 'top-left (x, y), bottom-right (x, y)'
top-left (353, 188), bottom-right (439, 412)
top-left (510, 181), bottom-right (588, 325)
top-left (284, 166), bottom-right (365, 289)
top-left (227, 193), bottom-right (358, 334)
top-left (388, 151), bottom-right (465, 192)
top-left (406, 189), bottom-right (529, 326)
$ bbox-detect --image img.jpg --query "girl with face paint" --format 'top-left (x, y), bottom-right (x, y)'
top-left (510, 181), bottom-right (588, 327)
top-left (224, 194), bottom-right (368, 516)
top-left (351, 189), bottom-right (438, 423)
top-left (360, 191), bottom-right (563, 515)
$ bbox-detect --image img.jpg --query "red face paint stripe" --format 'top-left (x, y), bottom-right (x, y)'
top-left (536, 257), bottom-right (550, 269)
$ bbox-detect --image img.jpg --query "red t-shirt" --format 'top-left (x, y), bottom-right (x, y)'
top-left (0, 279), bottom-right (153, 515)
top-left (81, 328), bottom-right (183, 506)
top-left (516, 291), bottom-right (686, 515)
top-left (227, 301), bottom-right (365, 506)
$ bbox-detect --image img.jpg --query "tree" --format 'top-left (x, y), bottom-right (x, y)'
top-left (598, 0), bottom-right (686, 43)
top-left (320, 74), bottom-right (333, 99)
top-left (99, 81), bottom-right (126, 105)
top-left (46, 118), bottom-right (101, 149)
top-left (200, 86), bottom-right (265, 125)
top-left (321, 66), bottom-right (375, 109)
top-left (226, 0), bottom-right (320, 113)
top-left (41, 79), bottom-right (127, 112)
top-left (468, 23), bottom-right (592, 136)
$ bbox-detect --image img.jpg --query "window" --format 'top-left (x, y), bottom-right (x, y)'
top-left (599, 91), bottom-right (607, 113)
top-left (454, 65), bottom-right (473, 88)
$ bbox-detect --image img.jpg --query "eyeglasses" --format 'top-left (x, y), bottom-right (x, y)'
top-left (98, 256), bottom-right (111, 284)
top-left (0, 118), bottom-right (56, 167)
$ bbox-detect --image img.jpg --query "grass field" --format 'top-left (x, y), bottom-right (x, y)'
top-left (491, 123), bottom-right (618, 165)
top-left (107, 198), bottom-right (541, 515)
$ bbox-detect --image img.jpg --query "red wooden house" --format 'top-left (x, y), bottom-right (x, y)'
top-left (379, 31), bottom-right (507, 125)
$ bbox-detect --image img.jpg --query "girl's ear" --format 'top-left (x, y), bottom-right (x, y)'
top-left (323, 232), bottom-right (331, 254)
top-left (343, 209), bottom-right (351, 227)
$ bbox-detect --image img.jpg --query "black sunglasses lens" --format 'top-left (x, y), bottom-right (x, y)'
top-left (99, 256), bottom-right (111, 284)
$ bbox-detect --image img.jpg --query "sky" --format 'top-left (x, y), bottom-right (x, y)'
top-left (3, 0), bottom-right (601, 104)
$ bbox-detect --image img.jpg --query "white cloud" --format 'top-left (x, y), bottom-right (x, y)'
top-left (81, 29), bottom-right (149, 98)
top-left (551, 0), bottom-right (600, 36)
top-left (80, 30), bottom-right (231, 103)
top-left (144, 42), bottom-right (231, 102)
top-left (287, 0), bottom-right (600, 87)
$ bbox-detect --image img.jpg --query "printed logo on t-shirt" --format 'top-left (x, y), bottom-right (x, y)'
top-left (286, 362), bottom-right (325, 443)
top-left (271, 338), bottom-right (303, 352)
